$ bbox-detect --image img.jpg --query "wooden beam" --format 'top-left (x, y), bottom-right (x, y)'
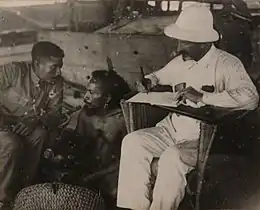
top-left (0, 31), bottom-right (37, 47)
top-left (0, 44), bottom-right (33, 58)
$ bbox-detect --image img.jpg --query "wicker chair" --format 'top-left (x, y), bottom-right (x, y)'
top-left (120, 93), bottom-right (221, 210)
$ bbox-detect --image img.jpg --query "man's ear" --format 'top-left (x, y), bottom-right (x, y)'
top-left (33, 58), bottom-right (40, 67)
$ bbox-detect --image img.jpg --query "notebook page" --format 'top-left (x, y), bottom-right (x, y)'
top-left (127, 92), bottom-right (179, 108)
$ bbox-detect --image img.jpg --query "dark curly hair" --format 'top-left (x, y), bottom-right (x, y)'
top-left (90, 70), bottom-right (131, 109)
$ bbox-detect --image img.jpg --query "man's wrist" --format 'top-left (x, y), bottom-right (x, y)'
top-left (201, 92), bottom-right (211, 105)
top-left (145, 73), bottom-right (159, 87)
top-left (198, 92), bottom-right (204, 103)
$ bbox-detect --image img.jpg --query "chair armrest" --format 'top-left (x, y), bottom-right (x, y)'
top-left (214, 109), bottom-right (252, 125)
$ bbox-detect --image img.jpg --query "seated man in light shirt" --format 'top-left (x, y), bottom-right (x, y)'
top-left (116, 5), bottom-right (259, 210)
top-left (0, 41), bottom-right (65, 209)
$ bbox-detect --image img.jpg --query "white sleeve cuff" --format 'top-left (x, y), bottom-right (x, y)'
top-left (201, 92), bottom-right (217, 105)
top-left (145, 73), bottom-right (159, 86)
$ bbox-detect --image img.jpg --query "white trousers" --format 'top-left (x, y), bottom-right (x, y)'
top-left (117, 123), bottom-right (199, 210)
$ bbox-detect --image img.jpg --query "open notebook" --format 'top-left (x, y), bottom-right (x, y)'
top-left (127, 92), bottom-right (179, 108)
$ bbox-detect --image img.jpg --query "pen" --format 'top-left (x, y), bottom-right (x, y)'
top-left (140, 66), bottom-right (149, 94)
top-left (107, 56), bottom-right (114, 72)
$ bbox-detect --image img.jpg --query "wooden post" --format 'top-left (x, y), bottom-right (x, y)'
top-left (68, 0), bottom-right (75, 31)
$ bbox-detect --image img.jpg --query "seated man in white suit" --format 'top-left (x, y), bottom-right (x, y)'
top-left (116, 5), bottom-right (259, 210)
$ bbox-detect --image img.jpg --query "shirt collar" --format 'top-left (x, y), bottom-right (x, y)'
top-left (30, 63), bottom-right (40, 85)
top-left (196, 44), bottom-right (217, 68)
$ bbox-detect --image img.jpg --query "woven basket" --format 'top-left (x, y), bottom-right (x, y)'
top-left (13, 183), bottom-right (105, 210)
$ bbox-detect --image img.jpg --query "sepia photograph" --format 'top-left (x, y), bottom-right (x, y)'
top-left (0, 0), bottom-right (259, 209)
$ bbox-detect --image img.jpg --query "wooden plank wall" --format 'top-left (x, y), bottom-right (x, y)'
top-left (37, 31), bottom-right (176, 89)
top-left (0, 2), bottom-right (108, 33)
top-left (0, 28), bottom-right (260, 89)
top-left (0, 31), bottom-right (36, 64)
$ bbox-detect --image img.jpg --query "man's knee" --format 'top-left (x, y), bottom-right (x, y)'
top-left (151, 148), bottom-right (182, 179)
top-left (158, 147), bottom-right (191, 178)
top-left (158, 147), bottom-right (181, 171)
top-left (158, 147), bottom-right (181, 168)
top-left (0, 132), bottom-right (22, 156)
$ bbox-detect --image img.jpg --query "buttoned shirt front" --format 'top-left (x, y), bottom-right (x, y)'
top-left (0, 61), bottom-right (63, 127)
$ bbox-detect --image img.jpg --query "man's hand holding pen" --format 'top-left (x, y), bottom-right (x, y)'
top-left (135, 78), bottom-right (152, 93)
